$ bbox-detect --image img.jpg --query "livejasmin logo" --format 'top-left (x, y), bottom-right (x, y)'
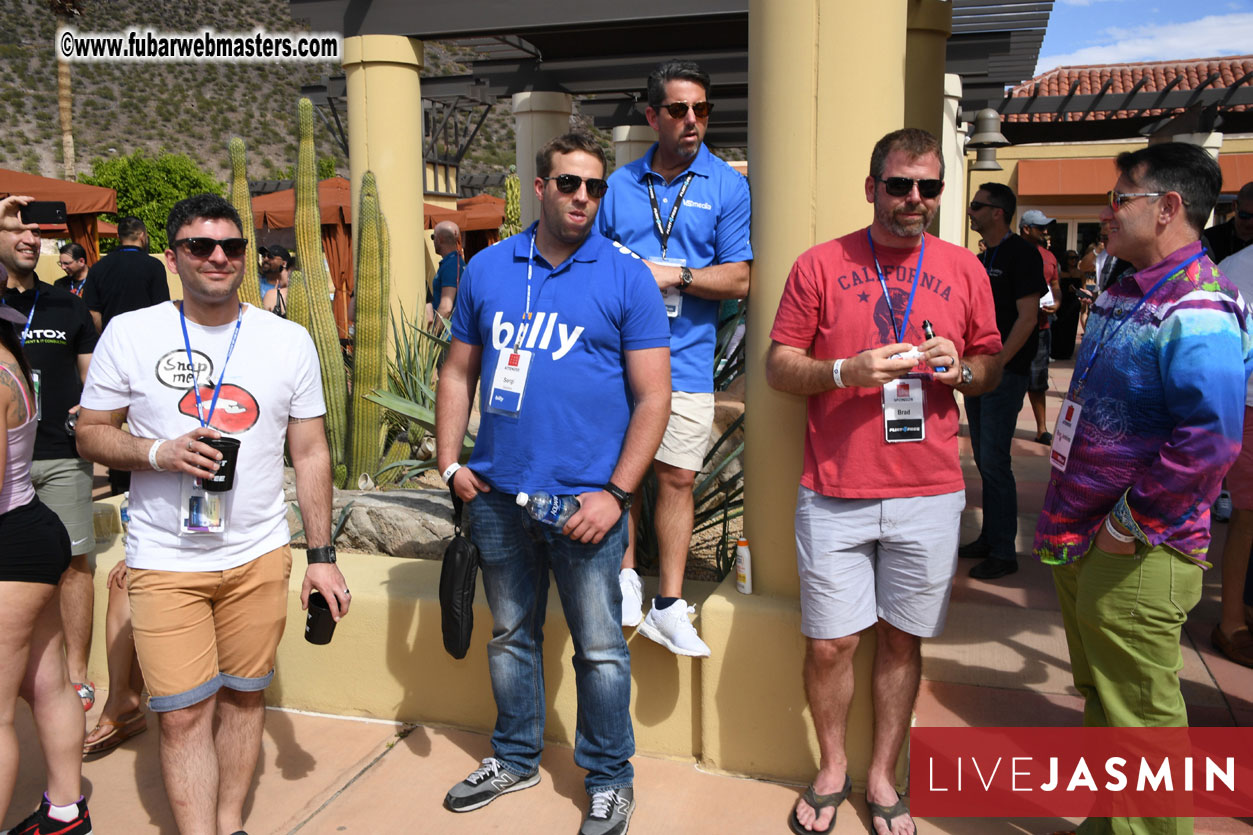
top-left (491, 311), bottom-right (584, 360)
top-left (927, 754), bottom-right (1234, 793)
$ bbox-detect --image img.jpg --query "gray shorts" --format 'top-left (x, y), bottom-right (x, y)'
top-left (30, 457), bottom-right (95, 556)
top-left (794, 486), bottom-right (964, 639)
top-left (1028, 329), bottom-right (1051, 392)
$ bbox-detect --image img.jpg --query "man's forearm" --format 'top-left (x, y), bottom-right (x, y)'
top-left (685, 261), bottom-right (750, 301)
top-left (958, 354), bottom-right (1002, 397)
top-left (997, 311), bottom-right (1036, 365)
top-left (77, 420), bottom-right (154, 470)
top-left (765, 344), bottom-right (837, 397)
top-left (609, 391), bottom-right (670, 492)
top-left (435, 367), bottom-right (475, 472)
top-left (293, 446), bottom-right (333, 549)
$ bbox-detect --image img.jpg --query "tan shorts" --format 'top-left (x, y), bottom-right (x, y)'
top-left (654, 391), bottom-right (715, 472)
top-left (128, 545), bottom-right (292, 712)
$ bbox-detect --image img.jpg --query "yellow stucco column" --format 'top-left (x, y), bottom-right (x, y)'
top-left (745, 0), bottom-right (909, 598)
top-left (612, 125), bottom-right (655, 172)
top-left (904, 0), bottom-right (953, 138)
top-left (343, 35), bottom-right (425, 323)
top-left (512, 91), bottom-right (573, 227)
top-left (939, 73), bottom-right (966, 245)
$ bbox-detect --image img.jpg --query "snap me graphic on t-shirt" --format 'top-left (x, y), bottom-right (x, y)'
top-left (156, 348), bottom-right (214, 389)
top-left (491, 311), bottom-right (584, 360)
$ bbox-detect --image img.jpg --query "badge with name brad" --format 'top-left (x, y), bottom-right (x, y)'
top-left (883, 377), bottom-right (925, 443)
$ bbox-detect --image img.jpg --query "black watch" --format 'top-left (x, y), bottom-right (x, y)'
top-left (679, 266), bottom-right (694, 289)
top-left (604, 481), bottom-right (633, 511)
top-left (307, 545), bottom-right (337, 564)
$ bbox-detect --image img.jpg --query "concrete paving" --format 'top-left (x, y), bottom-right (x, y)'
top-left (16, 350), bottom-right (1251, 834)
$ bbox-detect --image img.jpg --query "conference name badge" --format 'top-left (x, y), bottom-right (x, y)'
top-left (883, 377), bottom-right (925, 443)
top-left (657, 256), bottom-right (686, 318)
top-left (486, 349), bottom-right (533, 417)
top-left (1050, 398), bottom-right (1082, 472)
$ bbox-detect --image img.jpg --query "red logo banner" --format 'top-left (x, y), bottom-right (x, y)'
top-left (911, 727), bottom-right (1253, 818)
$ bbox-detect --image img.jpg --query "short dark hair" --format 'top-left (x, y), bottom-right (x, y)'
top-left (117, 216), bottom-right (146, 242)
top-left (1115, 143), bottom-right (1221, 234)
top-left (978, 182), bottom-right (1016, 221)
top-left (869, 128), bottom-right (944, 181)
top-left (1235, 181), bottom-right (1253, 203)
top-left (165, 194), bottom-right (243, 248)
top-left (646, 59), bottom-right (711, 110)
top-left (58, 242), bottom-right (86, 261)
top-left (535, 132), bottom-right (607, 180)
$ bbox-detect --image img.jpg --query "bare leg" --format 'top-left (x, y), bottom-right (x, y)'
top-left (19, 585), bottom-right (86, 806)
top-left (867, 620), bottom-right (921, 835)
top-left (1028, 390), bottom-right (1049, 438)
top-left (794, 635), bottom-right (858, 832)
top-left (0, 581), bottom-right (52, 823)
top-left (619, 499), bottom-right (642, 572)
top-left (653, 461), bottom-right (696, 599)
top-left (86, 570), bottom-right (143, 742)
top-left (58, 552), bottom-right (94, 687)
top-left (158, 696), bottom-right (219, 835)
top-left (214, 688), bottom-right (265, 835)
top-left (1220, 508), bottom-right (1253, 636)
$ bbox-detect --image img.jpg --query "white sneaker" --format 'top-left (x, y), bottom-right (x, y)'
top-left (637, 599), bottom-right (711, 657)
top-left (619, 569), bottom-right (643, 627)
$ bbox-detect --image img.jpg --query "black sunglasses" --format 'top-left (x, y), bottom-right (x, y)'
top-left (969, 200), bottom-right (1001, 212)
top-left (660, 101), bottom-right (714, 119)
top-left (880, 177), bottom-right (943, 199)
top-left (1238, 209), bottom-right (1253, 221)
top-left (174, 237), bottom-right (249, 258)
top-left (543, 174), bottom-right (609, 199)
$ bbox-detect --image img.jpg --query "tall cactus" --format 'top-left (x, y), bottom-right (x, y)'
top-left (294, 97), bottom-right (349, 487)
top-left (348, 171), bottom-right (389, 486)
top-left (286, 269), bottom-right (310, 331)
top-left (501, 166), bottom-right (521, 238)
top-left (228, 137), bottom-right (263, 308)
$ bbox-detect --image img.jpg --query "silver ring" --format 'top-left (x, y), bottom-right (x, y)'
top-left (187, 440), bottom-right (194, 451)
top-left (343, 589), bottom-right (351, 596)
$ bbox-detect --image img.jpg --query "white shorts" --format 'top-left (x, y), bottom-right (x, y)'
top-left (654, 391), bottom-right (715, 472)
top-left (795, 486), bottom-right (964, 640)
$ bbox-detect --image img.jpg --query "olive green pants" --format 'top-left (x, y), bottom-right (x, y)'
top-left (1053, 543), bottom-right (1204, 835)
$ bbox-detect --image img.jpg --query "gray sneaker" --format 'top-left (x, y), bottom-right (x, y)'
top-left (444, 757), bottom-right (540, 812)
top-left (579, 786), bottom-right (635, 835)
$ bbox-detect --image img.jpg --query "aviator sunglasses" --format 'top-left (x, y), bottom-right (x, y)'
top-left (880, 177), bottom-right (944, 199)
top-left (543, 174), bottom-right (609, 199)
top-left (174, 237), bottom-right (249, 258)
top-left (1106, 190), bottom-right (1166, 211)
top-left (660, 100), bottom-right (714, 119)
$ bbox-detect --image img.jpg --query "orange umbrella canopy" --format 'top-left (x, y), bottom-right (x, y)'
top-left (0, 167), bottom-right (117, 215)
top-left (251, 177), bottom-right (352, 228)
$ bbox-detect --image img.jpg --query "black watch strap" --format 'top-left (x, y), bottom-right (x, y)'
top-left (307, 545), bottom-right (337, 564)
top-left (604, 481), bottom-right (633, 510)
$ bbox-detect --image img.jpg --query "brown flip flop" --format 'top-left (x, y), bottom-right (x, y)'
top-left (83, 709), bottom-right (147, 756)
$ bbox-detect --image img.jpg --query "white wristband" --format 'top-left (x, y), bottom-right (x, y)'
top-left (149, 439), bottom-right (167, 472)
top-left (442, 462), bottom-right (462, 484)
top-left (832, 358), bottom-right (847, 389)
top-left (1105, 516), bottom-right (1136, 543)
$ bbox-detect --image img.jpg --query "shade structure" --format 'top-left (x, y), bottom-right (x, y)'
top-left (0, 168), bottom-right (117, 265)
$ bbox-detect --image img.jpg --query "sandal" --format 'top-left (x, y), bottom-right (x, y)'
top-left (83, 709), bottom-right (147, 756)
top-left (73, 681), bottom-right (95, 712)
top-left (788, 775), bottom-right (851, 835)
top-left (868, 797), bottom-right (911, 835)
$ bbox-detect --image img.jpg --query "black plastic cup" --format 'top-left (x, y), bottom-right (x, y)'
top-left (201, 436), bottom-right (241, 493)
top-left (305, 591), bottom-right (337, 645)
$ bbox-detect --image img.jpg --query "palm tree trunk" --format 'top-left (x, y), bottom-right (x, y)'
top-left (58, 57), bottom-right (75, 179)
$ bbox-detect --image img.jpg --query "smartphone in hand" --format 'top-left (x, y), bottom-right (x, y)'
top-left (19, 201), bottom-right (67, 225)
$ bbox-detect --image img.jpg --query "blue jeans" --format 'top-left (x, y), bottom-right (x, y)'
top-left (966, 369), bottom-right (1029, 561)
top-left (467, 489), bottom-right (634, 795)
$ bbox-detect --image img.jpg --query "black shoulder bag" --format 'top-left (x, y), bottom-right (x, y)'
top-left (439, 488), bottom-right (480, 659)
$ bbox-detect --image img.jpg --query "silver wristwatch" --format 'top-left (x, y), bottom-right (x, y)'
top-left (960, 363), bottom-right (974, 386)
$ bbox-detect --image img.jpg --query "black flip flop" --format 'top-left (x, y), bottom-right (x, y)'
top-left (868, 797), bottom-right (911, 835)
top-left (788, 775), bottom-right (852, 835)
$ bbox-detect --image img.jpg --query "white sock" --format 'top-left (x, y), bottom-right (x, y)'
top-left (47, 798), bottom-right (82, 822)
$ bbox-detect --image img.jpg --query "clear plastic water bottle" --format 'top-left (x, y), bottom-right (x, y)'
top-left (119, 491), bottom-right (130, 527)
top-left (516, 491), bottom-right (580, 528)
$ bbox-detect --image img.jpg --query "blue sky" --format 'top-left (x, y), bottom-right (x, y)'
top-left (1035, 0), bottom-right (1253, 76)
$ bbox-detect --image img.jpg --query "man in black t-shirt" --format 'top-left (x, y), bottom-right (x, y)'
top-left (82, 216), bottom-right (170, 333)
top-left (1, 224), bottom-right (101, 710)
top-left (56, 242), bottom-right (88, 297)
top-left (962, 182), bottom-right (1046, 581)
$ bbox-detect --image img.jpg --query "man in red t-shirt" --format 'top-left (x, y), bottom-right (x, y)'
top-left (767, 129), bottom-right (1001, 835)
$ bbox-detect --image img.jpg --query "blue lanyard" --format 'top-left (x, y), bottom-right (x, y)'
top-left (866, 229), bottom-right (926, 344)
top-left (179, 302), bottom-right (243, 428)
top-left (1075, 251), bottom-right (1206, 392)
top-left (980, 233), bottom-right (1011, 273)
top-left (1, 291), bottom-right (39, 347)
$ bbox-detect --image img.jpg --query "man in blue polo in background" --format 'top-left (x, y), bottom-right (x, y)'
top-left (431, 220), bottom-right (465, 328)
top-left (597, 58), bottom-right (752, 658)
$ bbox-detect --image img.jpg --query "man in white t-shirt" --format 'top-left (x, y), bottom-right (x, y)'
top-left (76, 193), bottom-right (350, 835)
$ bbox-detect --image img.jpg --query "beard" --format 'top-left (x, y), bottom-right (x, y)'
top-left (876, 198), bottom-right (935, 239)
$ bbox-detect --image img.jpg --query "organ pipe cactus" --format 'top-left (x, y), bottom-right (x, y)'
top-left (228, 137), bottom-right (263, 308)
top-left (501, 166), bottom-right (521, 237)
top-left (294, 97), bottom-right (349, 487)
top-left (348, 171), bottom-right (388, 486)
top-left (286, 269), bottom-right (309, 332)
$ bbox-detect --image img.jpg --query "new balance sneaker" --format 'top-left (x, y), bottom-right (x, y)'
top-left (619, 569), bottom-right (643, 628)
top-left (638, 600), bottom-right (711, 657)
top-left (443, 757), bottom-right (540, 812)
top-left (579, 787), bottom-right (635, 835)
top-left (5, 795), bottom-right (92, 835)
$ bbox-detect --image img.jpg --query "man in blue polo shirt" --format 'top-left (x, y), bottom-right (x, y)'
top-left (597, 58), bottom-right (752, 657)
top-left (436, 131), bottom-right (671, 835)
top-left (431, 220), bottom-right (465, 327)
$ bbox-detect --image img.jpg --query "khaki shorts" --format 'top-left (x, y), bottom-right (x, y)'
top-left (30, 457), bottom-right (94, 556)
top-left (129, 545), bottom-right (292, 712)
top-left (654, 391), bottom-right (715, 472)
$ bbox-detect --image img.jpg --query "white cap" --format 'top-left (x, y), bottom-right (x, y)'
top-left (516, 492), bottom-right (529, 506)
top-left (1020, 209), bottom-right (1055, 227)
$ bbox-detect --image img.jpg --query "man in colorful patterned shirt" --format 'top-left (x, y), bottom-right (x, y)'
top-left (1034, 142), bottom-right (1252, 835)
